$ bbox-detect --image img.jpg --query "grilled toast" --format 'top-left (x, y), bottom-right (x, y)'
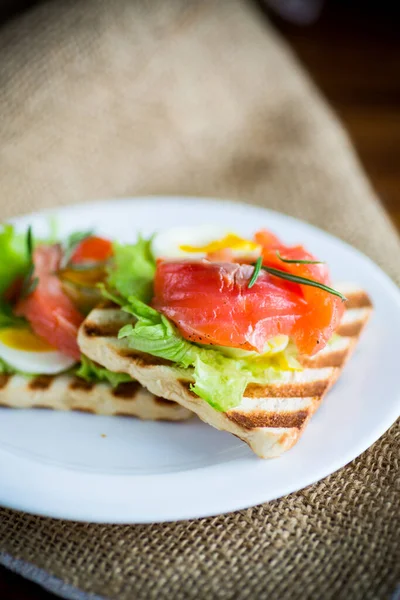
top-left (78, 285), bottom-right (372, 457)
top-left (0, 372), bottom-right (192, 421)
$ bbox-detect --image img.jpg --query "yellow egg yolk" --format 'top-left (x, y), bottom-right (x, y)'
top-left (59, 265), bottom-right (106, 288)
top-left (180, 233), bottom-right (260, 255)
top-left (0, 328), bottom-right (55, 352)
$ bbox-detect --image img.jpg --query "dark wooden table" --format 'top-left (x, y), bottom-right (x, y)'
top-left (1, 2), bottom-right (399, 599)
top-left (270, 2), bottom-right (400, 230)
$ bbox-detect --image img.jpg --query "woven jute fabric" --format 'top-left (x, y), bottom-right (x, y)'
top-left (0, 1), bottom-right (399, 599)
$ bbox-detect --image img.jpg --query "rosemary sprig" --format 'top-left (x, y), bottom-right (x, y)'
top-left (27, 225), bottom-right (34, 257)
top-left (20, 226), bottom-right (39, 298)
top-left (276, 250), bottom-right (324, 265)
top-left (260, 265), bottom-right (347, 301)
top-left (248, 256), bottom-right (262, 289)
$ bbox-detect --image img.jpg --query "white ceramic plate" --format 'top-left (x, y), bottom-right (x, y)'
top-left (1, 197), bottom-right (399, 523)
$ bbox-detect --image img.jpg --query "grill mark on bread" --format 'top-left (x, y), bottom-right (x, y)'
top-left (299, 350), bottom-right (347, 369)
top-left (83, 322), bottom-right (121, 338)
top-left (112, 381), bottom-right (140, 398)
top-left (72, 407), bottom-right (96, 413)
top-left (115, 412), bottom-right (135, 417)
top-left (29, 375), bottom-right (54, 390)
top-left (96, 301), bottom-right (119, 309)
top-left (76, 287), bottom-right (372, 457)
top-left (154, 396), bottom-right (178, 407)
top-left (0, 402), bottom-right (54, 410)
top-left (69, 378), bottom-right (95, 391)
top-left (244, 380), bottom-right (329, 398)
top-left (179, 378), bottom-right (329, 400)
top-left (336, 321), bottom-right (364, 338)
top-left (118, 349), bottom-right (172, 367)
top-left (178, 380), bottom-right (199, 398)
top-left (345, 293), bottom-right (373, 310)
top-left (227, 410), bottom-right (309, 430)
top-left (0, 374), bottom-right (10, 389)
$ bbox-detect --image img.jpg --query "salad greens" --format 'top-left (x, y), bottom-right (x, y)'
top-left (104, 237), bottom-right (300, 412)
top-left (76, 355), bottom-right (133, 388)
top-left (0, 225), bottom-right (32, 335)
top-left (0, 357), bottom-right (17, 375)
top-left (0, 224), bottom-right (129, 388)
top-left (107, 235), bottom-right (155, 303)
top-left (0, 299), bottom-right (26, 329)
top-left (0, 224), bottom-right (30, 297)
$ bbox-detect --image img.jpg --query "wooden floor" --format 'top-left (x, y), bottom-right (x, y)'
top-left (0, 2), bottom-right (399, 599)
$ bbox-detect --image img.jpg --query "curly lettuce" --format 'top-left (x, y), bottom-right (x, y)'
top-left (116, 296), bottom-right (299, 411)
top-left (101, 235), bottom-right (301, 412)
top-left (75, 355), bottom-right (133, 388)
top-left (107, 236), bottom-right (155, 303)
top-left (0, 224), bottom-right (30, 297)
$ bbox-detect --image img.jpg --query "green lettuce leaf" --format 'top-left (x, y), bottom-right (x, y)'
top-left (0, 357), bottom-right (16, 375)
top-left (0, 224), bottom-right (30, 297)
top-left (117, 296), bottom-right (299, 411)
top-left (118, 297), bottom-right (196, 368)
top-left (107, 236), bottom-right (155, 303)
top-left (0, 299), bottom-right (26, 329)
top-left (76, 355), bottom-right (133, 388)
top-left (0, 354), bottom-right (132, 385)
top-left (103, 234), bottom-right (301, 411)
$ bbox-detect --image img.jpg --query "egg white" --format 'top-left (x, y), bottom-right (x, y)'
top-left (0, 341), bottom-right (77, 374)
top-left (151, 226), bottom-right (260, 261)
top-left (151, 226), bottom-right (226, 260)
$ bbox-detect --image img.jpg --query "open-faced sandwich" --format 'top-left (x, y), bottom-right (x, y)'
top-left (79, 225), bottom-right (373, 458)
top-left (0, 224), bottom-right (191, 421)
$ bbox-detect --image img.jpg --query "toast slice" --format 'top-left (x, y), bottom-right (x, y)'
top-left (78, 285), bottom-right (372, 457)
top-left (0, 373), bottom-right (192, 421)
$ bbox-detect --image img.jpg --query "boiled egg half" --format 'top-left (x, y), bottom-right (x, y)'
top-left (0, 327), bottom-right (77, 374)
top-left (151, 226), bottom-right (261, 261)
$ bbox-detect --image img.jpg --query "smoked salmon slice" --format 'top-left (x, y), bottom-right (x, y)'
top-left (153, 229), bottom-right (345, 356)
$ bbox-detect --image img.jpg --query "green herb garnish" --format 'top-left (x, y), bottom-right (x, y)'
top-left (20, 226), bottom-right (39, 298)
top-left (259, 265), bottom-right (347, 301)
top-left (248, 256), bottom-right (263, 289)
top-left (0, 299), bottom-right (26, 328)
top-left (276, 250), bottom-right (324, 265)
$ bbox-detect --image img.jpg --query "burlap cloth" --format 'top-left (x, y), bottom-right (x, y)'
top-left (0, 1), bottom-right (399, 599)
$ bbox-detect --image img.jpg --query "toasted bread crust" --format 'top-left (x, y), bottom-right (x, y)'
top-left (78, 285), bottom-right (372, 457)
top-left (0, 372), bottom-right (192, 421)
